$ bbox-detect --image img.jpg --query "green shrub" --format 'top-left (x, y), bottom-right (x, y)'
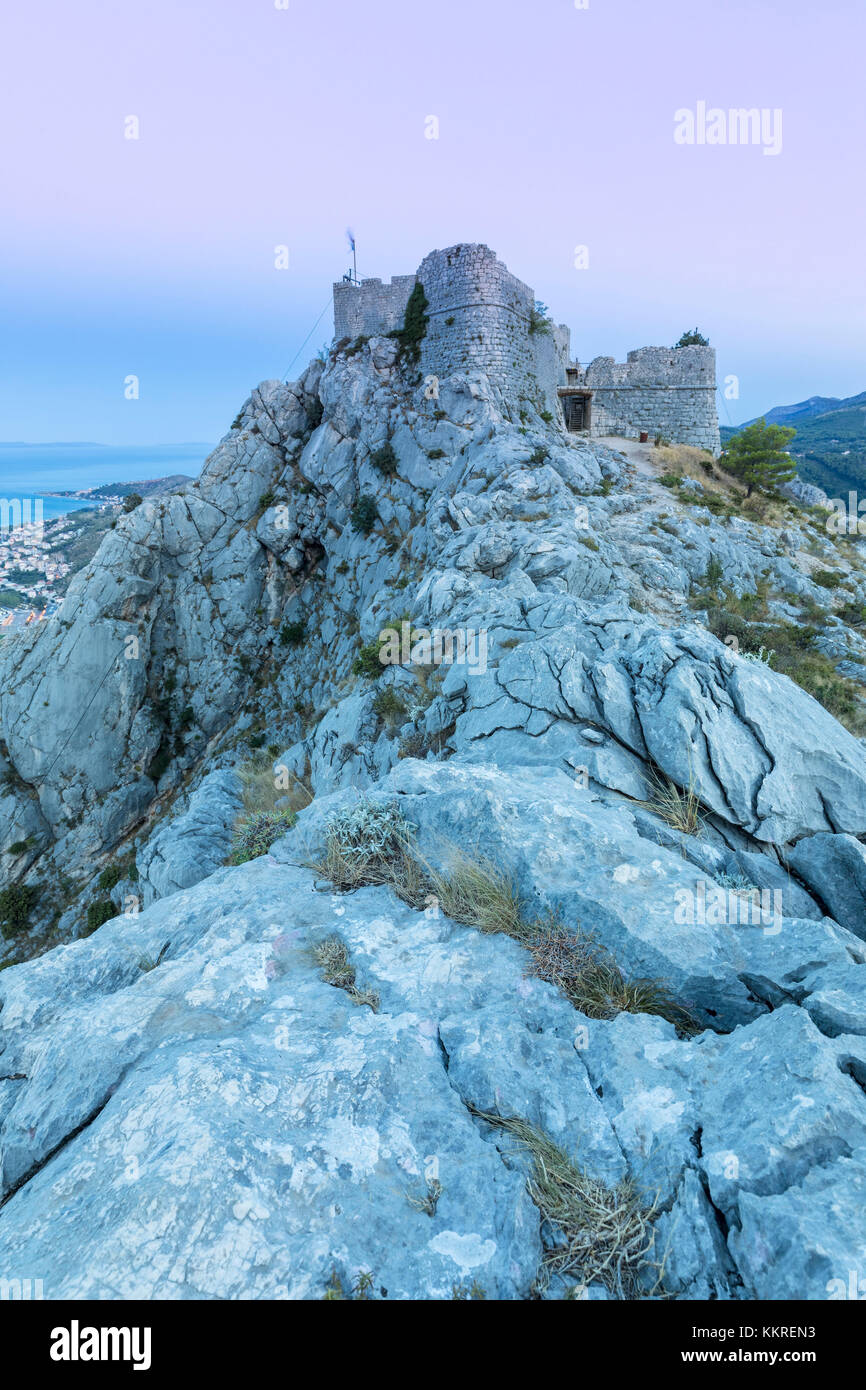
top-left (350, 495), bottom-right (379, 535)
top-left (529, 301), bottom-right (552, 335)
top-left (674, 328), bottom-right (709, 347)
top-left (373, 687), bottom-right (407, 728)
top-left (702, 555), bottom-right (724, 590)
top-left (813, 569), bottom-right (844, 589)
top-left (230, 809), bottom-right (297, 865)
top-left (85, 899), bottom-right (117, 935)
top-left (352, 640), bottom-right (386, 680)
top-left (390, 282), bottom-right (429, 364)
top-left (122, 493), bottom-right (143, 513)
top-left (279, 620), bottom-right (306, 647)
top-left (659, 473), bottom-right (684, 488)
top-left (98, 863), bottom-right (124, 891)
top-left (0, 883), bottom-right (38, 938)
top-left (369, 442), bottom-right (398, 476)
top-left (259, 490), bottom-right (275, 509)
top-left (7, 838), bottom-right (33, 856)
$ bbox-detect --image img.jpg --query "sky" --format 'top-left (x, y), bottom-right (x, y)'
top-left (1, 0), bottom-right (863, 444)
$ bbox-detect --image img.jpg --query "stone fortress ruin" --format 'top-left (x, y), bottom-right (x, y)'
top-left (333, 242), bottom-right (720, 455)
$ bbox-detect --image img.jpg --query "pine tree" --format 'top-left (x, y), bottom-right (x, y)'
top-left (722, 418), bottom-right (797, 497)
top-left (674, 328), bottom-right (709, 347)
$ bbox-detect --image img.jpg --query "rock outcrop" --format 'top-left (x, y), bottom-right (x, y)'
top-left (2, 330), bottom-right (866, 1299)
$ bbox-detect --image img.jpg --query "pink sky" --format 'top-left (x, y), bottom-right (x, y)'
top-left (1, 0), bottom-right (863, 443)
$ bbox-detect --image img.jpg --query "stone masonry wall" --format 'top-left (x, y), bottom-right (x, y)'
top-left (584, 346), bottom-right (720, 453)
top-left (330, 248), bottom-right (716, 446)
top-left (333, 274), bottom-right (417, 341)
top-left (332, 244), bottom-right (570, 414)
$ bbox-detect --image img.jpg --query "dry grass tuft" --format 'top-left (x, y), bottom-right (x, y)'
top-left (641, 766), bottom-right (703, 837)
top-left (237, 752), bottom-right (313, 816)
top-left (406, 1178), bottom-right (443, 1217)
top-left (426, 847), bottom-right (525, 938)
top-left (472, 1110), bottom-right (660, 1299)
top-left (526, 916), bottom-right (699, 1035)
top-left (314, 935), bottom-right (379, 1012)
top-left (653, 443), bottom-right (715, 475)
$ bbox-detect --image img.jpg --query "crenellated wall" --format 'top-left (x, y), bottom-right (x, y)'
top-left (331, 246), bottom-right (718, 449)
top-left (333, 274), bottom-right (418, 341)
top-left (333, 243), bottom-right (570, 414)
top-left (581, 346), bottom-right (720, 453)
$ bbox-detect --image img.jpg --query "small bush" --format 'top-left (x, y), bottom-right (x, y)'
top-left (308, 799), bottom-right (427, 906)
top-left (230, 808), bottom-right (297, 865)
top-left (259, 490), bottom-right (276, 509)
top-left (279, 620), bottom-right (306, 647)
top-left (813, 569), bottom-right (844, 589)
top-left (373, 687), bottom-right (407, 728)
top-left (85, 899), bottom-right (117, 935)
top-left (701, 555), bottom-right (724, 591)
top-left (7, 838), bottom-right (33, 856)
top-left (0, 883), bottom-right (38, 938)
top-left (369, 442), bottom-right (398, 477)
top-left (350, 495), bottom-right (379, 535)
top-left (390, 282), bottom-right (430, 364)
top-left (122, 493), bottom-right (143, 513)
top-left (674, 328), bottom-right (709, 348)
top-left (529, 301), bottom-right (552, 335)
top-left (98, 863), bottom-right (124, 891)
top-left (353, 640), bottom-right (386, 680)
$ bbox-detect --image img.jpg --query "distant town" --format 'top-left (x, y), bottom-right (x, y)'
top-left (0, 475), bottom-right (192, 633)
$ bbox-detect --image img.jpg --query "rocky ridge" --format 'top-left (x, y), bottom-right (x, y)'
top-left (2, 334), bottom-right (866, 1298)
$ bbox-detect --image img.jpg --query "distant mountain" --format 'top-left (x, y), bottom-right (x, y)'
top-left (721, 390), bottom-right (866, 498)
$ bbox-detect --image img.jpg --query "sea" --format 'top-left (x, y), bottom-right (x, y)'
top-left (0, 442), bottom-right (214, 524)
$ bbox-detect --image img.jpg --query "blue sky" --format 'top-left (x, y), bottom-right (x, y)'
top-left (1, 0), bottom-right (863, 443)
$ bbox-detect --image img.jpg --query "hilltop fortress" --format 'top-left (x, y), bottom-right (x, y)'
top-left (333, 242), bottom-right (720, 454)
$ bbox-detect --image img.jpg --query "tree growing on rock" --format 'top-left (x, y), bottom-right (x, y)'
top-left (722, 418), bottom-right (797, 497)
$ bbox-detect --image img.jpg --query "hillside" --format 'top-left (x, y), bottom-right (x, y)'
top-left (1, 329), bottom-right (866, 1300)
top-left (721, 390), bottom-right (866, 497)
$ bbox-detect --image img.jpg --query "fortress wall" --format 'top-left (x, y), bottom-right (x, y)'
top-left (585, 345), bottom-right (720, 452)
top-left (332, 245), bottom-right (568, 413)
top-left (417, 244), bottom-right (568, 412)
top-left (333, 274), bottom-right (417, 341)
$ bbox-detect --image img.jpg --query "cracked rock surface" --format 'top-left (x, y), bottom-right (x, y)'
top-left (2, 341), bottom-right (866, 1298)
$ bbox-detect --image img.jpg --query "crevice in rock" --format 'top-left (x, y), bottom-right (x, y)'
top-left (0, 1084), bottom-right (120, 1211)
